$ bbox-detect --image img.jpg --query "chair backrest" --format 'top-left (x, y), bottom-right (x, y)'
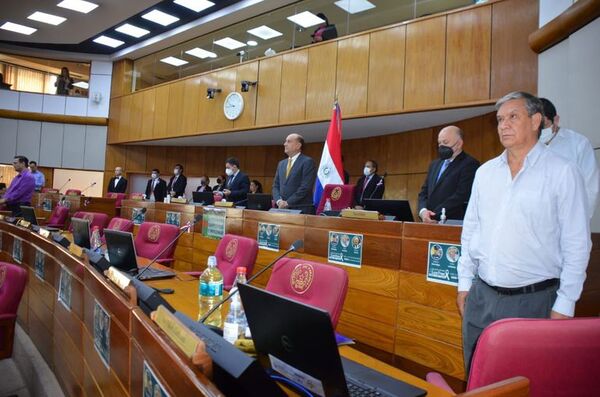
top-left (134, 222), bottom-right (179, 261)
top-left (468, 318), bottom-right (600, 396)
top-left (214, 234), bottom-right (258, 290)
top-left (41, 188), bottom-right (59, 193)
top-left (129, 192), bottom-right (144, 200)
top-left (106, 193), bottom-right (127, 207)
top-left (106, 217), bottom-right (134, 233)
top-left (0, 262), bottom-right (27, 315)
top-left (46, 205), bottom-right (70, 227)
top-left (65, 189), bottom-right (81, 196)
top-left (265, 258), bottom-right (348, 327)
top-left (69, 211), bottom-right (109, 234)
top-left (316, 184), bottom-right (355, 214)
top-left (460, 377), bottom-right (529, 397)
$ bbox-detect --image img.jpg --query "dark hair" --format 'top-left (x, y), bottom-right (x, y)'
top-left (202, 175), bottom-right (210, 181)
top-left (225, 157), bottom-right (240, 168)
top-left (174, 163), bottom-right (183, 172)
top-left (14, 155), bottom-right (28, 165)
top-left (152, 168), bottom-right (160, 174)
top-left (29, 161), bottom-right (37, 166)
top-left (250, 179), bottom-right (263, 193)
top-left (297, 135), bottom-right (305, 151)
top-left (366, 160), bottom-right (378, 172)
top-left (316, 12), bottom-right (329, 25)
top-left (539, 98), bottom-right (557, 121)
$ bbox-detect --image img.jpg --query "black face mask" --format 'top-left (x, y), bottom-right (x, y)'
top-left (438, 145), bottom-right (454, 160)
top-left (216, 179), bottom-right (222, 184)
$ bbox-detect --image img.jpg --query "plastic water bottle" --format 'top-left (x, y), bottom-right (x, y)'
top-left (440, 207), bottom-right (447, 224)
top-left (90, 226), bottom-right (102, 251)
top-left (324, 198), bottom-right (332, 212)
top-left (223, 267), bottom-right (249, 343)
top-left (198, 256), bottom-right (223, 327)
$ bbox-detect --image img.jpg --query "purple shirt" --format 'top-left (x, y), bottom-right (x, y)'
top-left (4, 170), bottom-right (36, 204)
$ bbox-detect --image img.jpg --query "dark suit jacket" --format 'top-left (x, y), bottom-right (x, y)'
top-left (418, 151), bottom-right (479, 221)
top-left (213, 184), bottom-right (225, 192)
top-left (272, 153), bottom-right (317, 214)
top-left (145, 178), bottom-right (167, 203)
top-left (354, 174), bottom-right (384, 206)
top-left (167, 174), bottom-right (187, 198)
top-left (225, 171), bottom-right (250, 203)
top-left (196, 185), bottom-right (212, 192)
top-left (107, 176), bottom-right (127, 193)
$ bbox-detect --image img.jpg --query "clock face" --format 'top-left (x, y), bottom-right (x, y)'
top-left (224, 92), bottom-right (244, 120)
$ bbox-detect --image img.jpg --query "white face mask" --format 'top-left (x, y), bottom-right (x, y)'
top-left (151, 173), bottom-right (158, 179)
top-left (540, 127), bottom-right (554, 144)
top-left (363, 167), bottom-right (372, 177)
top-left (225, 168), bottom-right (234, 176)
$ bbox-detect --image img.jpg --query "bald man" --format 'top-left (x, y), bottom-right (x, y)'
top-left (418, 126), bottom-right (479, 222)
top-left (272, 133), bottom-right (317, 214)
top-left (108, 166), bottom-right (128, 193)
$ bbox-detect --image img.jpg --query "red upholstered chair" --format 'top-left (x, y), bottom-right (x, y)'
top-left (427, 318), bottom-right (600, 397)
top-left (65, 189), bottom-right (81, 196)
top-left (101, 217), bottom-right (134, 244)
top-left (134, 222), bottom-right (179, 265)
top-left (214, 234), bottom-right (258, 290)
top-left (46, 205), bottom-right (70, 229)
top-left (69, 211), bottom-right (109, 235)
top-left (316, 184), bottom-right (356, 214)
top-left (0, 262), bottom-right (28, 359)
top-left (106, 192), bottom-right (127, 208)
top-left (129, 192), bottom-right (144, 200)
top-left (265, 258), bottom-right (348, 327)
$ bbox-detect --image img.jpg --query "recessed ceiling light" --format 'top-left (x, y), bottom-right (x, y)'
top-left (115, 23), bottom-right (150, 38)
top-left (286, 11), bottom-right (325, 28)
top-left (334, 0), bottom-right (376, 14)
top-left (73, 81), bottom-right (89, 89)
top-left (28, 11), bottom-right (67, 26)
top-left (93, 35), bottom-right (124, 48)
top-left (247, 25), bottom-right (283, 40)
top-left (247, 40), bottom-right (258, 46)
top-left (142, 10), bottom-right (179, 26)
top-left (185, 47), bottom-right (217, 59)
top-left (0, 22), bottom-right (37, 35)
top-left (57, 0), bottom-right (98, 14)
top-left (174, 0), bottom-right (214, 13)
top-left (160, 56), bottom-right (188, 66)
top-left (214, 37), bottom-right (246, 50)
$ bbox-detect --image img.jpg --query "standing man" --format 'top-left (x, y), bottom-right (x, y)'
top-left (28, 161), bottom-right (45, 192)
top-left (108, 166), bottom-right (128, 193)
top-left (0, 155), bottom-right (36, 216)
top-left (222, 157), bottom-right (250, 203)
top-left (418, 126), bottom-right (479, 222)
top-left (272, 133), bottom-right (317, 214)
top-left (167, 164), bottom-right (187, 198)
top-left (354, 160), bottom-right (384, 209)
top-left (145, 169), bottom-right (167, 202)
top-left (457, 92), bottom-right (591, 372)
top-left (539, 98), bottom-right (599, 218)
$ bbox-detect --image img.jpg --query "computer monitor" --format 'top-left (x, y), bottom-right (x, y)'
top-left (71, 217), bottom-right (91, 249)
top-left (192, 191), bottom-right (215, 205)
top-left (364, 199), bottom-right (414, 222)
top-left (104, 229), bottom-right (138, 273)
top-left (247, 194), bottom-right (272, 211)
top-left (20, 206), bottom-right (38, 225)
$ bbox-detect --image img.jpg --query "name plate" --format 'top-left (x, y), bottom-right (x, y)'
top-left (170, 197), bottom-right (187, 204)
top-left (340, 209), bottom-right (380, 220)
top-left (17, 219), bottom-right (31, 228)
top-left (38, 228), bottom-right (51, 238)
top-left (214, 201), bottom-right (234, 207)
top-left (152, 305), bottom-right (201, 359)
top-left (69, 243), bottom-right (84, 258)
top-left (105, 266), bottom-right (131, 290)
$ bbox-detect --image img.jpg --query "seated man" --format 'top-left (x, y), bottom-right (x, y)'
top-left (354, 160), bottom-right (384, 209)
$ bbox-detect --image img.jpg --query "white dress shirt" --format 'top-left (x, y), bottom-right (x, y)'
top-left (114, 176), bottom-right (120, 188)
top-left (545, 127), bottom-right (599, 218)
top-left (458, 142), bottom-right (591, 316)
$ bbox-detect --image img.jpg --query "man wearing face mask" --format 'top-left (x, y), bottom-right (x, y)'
top-left (167, 164), bottom-right (187, 198)
top-left (354, 160), bottom-right (384, 209)
top-left (222, 157), bottom-right (250, 203)
top-left (418, 126), bottom-right (479, 223)
top-left (539, 98), bottom-right (599, 218)
top-left (145, 169), bottom-right (167, 202)
top-left (196, 175), bottom-right (212, 192)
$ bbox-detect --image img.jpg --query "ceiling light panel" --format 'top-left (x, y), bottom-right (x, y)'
top-left (214, 37), bottom-right (246, 50)
top-left (93, 35), bottom-right (124, 48)
top-left (57, 0), bottom-right (99, 14)
top-left (185, 47), bottom-right (217, 59)
top-left (161, 56), bottom-right (188, 66)
top-left (334, 0), bottom-right (376, 14)
top-left (115, 23), bottom-right (150, 38)
top-left (174, 0), bottom-right (215, 13)
top-left (28, 11), bottom-right (67, 26)
top-left (142, 10), bottom-right (179, 26)
top-left (247, 25), bottom-right (282, 40)
top-left (286, 11), bottom-right (325, 28)
top-left (73, 81), bottom-right (89, 89)
top-left (0, 22), bottom-right (37, 35)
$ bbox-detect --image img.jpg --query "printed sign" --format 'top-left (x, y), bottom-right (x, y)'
top-left (426, 242), bottom-right (460, 286)
top-left (257, 222), bottom-right (280, 251)
top-left (143, 361), bottom-right (170, 397)
top-left (165, 211), bottom-right (181, 227)
top-left (34, 250), bottom-right (45, 280)
top-left (42, 198), bottom-right (53, 212)
top-left (58, 266), bottom-right (72, 310)
top-left (93, 300), bottom-right (111, 368)
top-left (327, 231), bottom-right (363, 268)
top-left (12, 238), bottom-right (22, 264)
top-left (202, 208), bottom-right (226, 239)
top-left (132, 208), bottom-right (145, 225)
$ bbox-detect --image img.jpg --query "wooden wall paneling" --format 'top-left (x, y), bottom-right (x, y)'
top-left (243, 145), bottom-right (266, 177)
top-left (104, 145), bottom-right (127, 171)
top-left (445, 6), bottom-right (492, 103)
top-left (385, 133), bottom-right (410, 175)
top-left (396, 301), bottom-right (462, 346)
top-left (407, 174), bottom-right (426, 220)
top-left (455, 115), bottom-right (484, 161)
top-left (205, 146), bottom-right (227, 175)
top-left (53, 329), bottom-right (84, 397)
top-left (264, 145), bottom-right (284, 179)
top-left (195, 74), bottom-right (214, 134)
top-left (480, 111), bottom-right (503, 161)
top-left (153, 85), bottom-right (170, 139)
top-left (166, 80), bottom-right (186, 136)
top-left (119, 95), bottom-right (132, 142)
top-left (338, 310), bottom-right (396, 353)
top-left (165, 147), bottom-right (187, 172)
top-left (54, 317), bottom-right (84, 383)
top-left (146, 146), bottom-right (167, 174)
top-left (383, 174), bottom-right (408, 201)
top-left (129, 92), bottom-right (144, 141)
top-left (140, 88), bottom-right (156, 141)
top-left (214, 69), bottom-right (237, 131)
top-left (185, 146), bottom-right (207, 175)
top-left (181, 76), bottom-right (202, 135)
top-left (406, 128), bottom-right (435, 174)
top-left (336, 35), bottom-right (370, 116)
top-left (279, 50), bottom-right (308, 123)
top-left (398, 271), bottom-right (459, 312)
top-left (404, 16), bottom-right (447, 109)
top-left (111, 59), bottom-right (133, 99)
top-left (107, 96), bottom-right (121, 144)
top-left (341, 137), bottom-right (381, 177)
top-left (368, 25), bottom-right (406, 113)
top-left (255, 56), bottom-right (282, 126)
top-left (234, 61), bottom-right (259, 129)
top-left (125, 146), bottom-right (147, 173)
top-left (305, 42), bottom-right (338, 120)
top-left (490, 0), bottom-right (539, 97)
top-left (223, 146), bottom-right (246, 168)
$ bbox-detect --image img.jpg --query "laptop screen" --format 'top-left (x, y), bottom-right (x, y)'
top-left (247, 194), bottom-right (272, 211)
top-left (193, 191), bottom-right (214, 205)
top-left (20, 206), bottom-right (38, 225)
top-left (71, 218), bottom-right (91, 249)
top-left (104, 229), bottom-right (138, 273)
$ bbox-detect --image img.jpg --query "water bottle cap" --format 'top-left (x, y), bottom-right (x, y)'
top-left (236, 266), bottom-right (247, 274)
top-left (92, 226), bottom-right (99, 230)
top-left (207, 255), bottom-right (217, 266)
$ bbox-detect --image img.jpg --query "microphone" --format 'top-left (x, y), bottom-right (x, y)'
top-left (367, 171), bottom-right (387, 200)
top-left (199, 239), bottom-right (304, 324)
top-left (58, 178), bottom-right (71, 194)
top-left (81, 181), bottom-right (97, 195)
top-left (234, 199), bottom-right (248, 206)
top-left (135, 214), bottom-right (202, 280)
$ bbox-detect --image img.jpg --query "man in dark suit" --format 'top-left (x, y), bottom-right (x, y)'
top-left (107, 166), bottom-right (127, 193)
top-left (145, 169), bottom-right (167, 202)
top-left (354, 160), bottom-right (385, 208)
top-left (167, 163), bottom-right (187, 198)
top-left (418, 126), bottom-right (479, 222)
top-left (272, 133), bottom-right (317, 214)
top-left (196, 175), bottom-right (212, 192)
top-left (223, 157), bottom-right (250, 203)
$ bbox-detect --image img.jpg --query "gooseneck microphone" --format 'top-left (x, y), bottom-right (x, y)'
top-left (58, 178), bottom-right (72, 194)
top-left (199, 239), bottom-right (304, 323)
top-left (367, 171), bottom-right (387, 200)
top-left (81, 181), bottom-right (97, 195)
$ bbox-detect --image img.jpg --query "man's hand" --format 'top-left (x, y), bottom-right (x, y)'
top-left (354, 205), bottom-right (364, 210)
top-left (223, 189), bottom-right (231, 197)
top-left (457, 291), bottom-right (468, 317)
top-left (550, 310), bottom-right (571, 319)
top-left (0, 198), bottom-right (5, 204)
top-left (278, 200), bottom-right (288, 209)
top-left (421, 209), bottom-right (437, 224)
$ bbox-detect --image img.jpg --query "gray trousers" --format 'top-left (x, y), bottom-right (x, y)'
top-left (462, 278), bottom-right (558, 374)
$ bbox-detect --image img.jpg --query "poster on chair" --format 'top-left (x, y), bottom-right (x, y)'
top-left (202, 208), bottom-right (226, 239)
top-left (58, 266), bottom-right (72, 311)
top-left (12, 238), bottom-right (22, 264)
top-left (165, 211), bottom-right (181, 227)
top-left (143, 360), bottom-right (170, 397)
top-left (426, 241), bottom-right (460, 286)
top-left (93, 299), bottom-right (110, 368)
top-left (327, 231), bottom-right (363, 268)
top-left (257, 222), bottom-right (280, 251)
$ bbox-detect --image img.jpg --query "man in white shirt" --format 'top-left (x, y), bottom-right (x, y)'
top-left (539, 98), bottom-right (599, 218)
top-left (457, 91), bottom-right (591, 373)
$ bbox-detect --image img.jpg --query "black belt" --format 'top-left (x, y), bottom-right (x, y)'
top-left (481, 278), bottom-right (559, 295)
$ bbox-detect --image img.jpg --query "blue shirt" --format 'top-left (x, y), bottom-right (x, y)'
top-left (31, 170), bottom-right (45, 191)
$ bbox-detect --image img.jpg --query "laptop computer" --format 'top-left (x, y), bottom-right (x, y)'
top-left (238, 283), bottom-right (426, 397)
top-left (71, 217), bottom-right (91, 249)
top-left (20, 206), bottom-right (38, 225)
top-left (103, 229), bottom-right (175, 281)
top-left (247, 194), bottom-right (272, 211)
top-left (364, 199), bottom-right (414, 222)
top-left (192, 191), bottom-right (215, 206)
